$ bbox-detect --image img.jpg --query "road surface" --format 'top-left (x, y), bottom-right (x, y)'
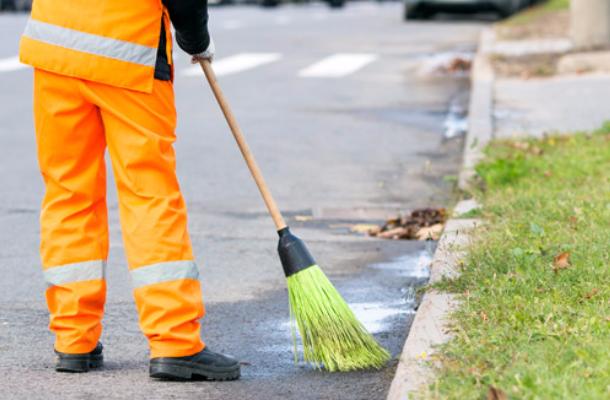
top-left (0, 3), bottom-right (484, 399)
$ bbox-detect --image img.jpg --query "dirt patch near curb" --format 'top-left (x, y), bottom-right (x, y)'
top-left (490, 53), bottom-right (560, 78)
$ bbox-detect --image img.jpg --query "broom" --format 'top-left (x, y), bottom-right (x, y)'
top-left (199, 60), bottom-right (390, 372)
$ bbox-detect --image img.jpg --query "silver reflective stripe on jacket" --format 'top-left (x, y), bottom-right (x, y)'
top-left (131, 261), bottom-right (200, 288)
top-left (44, 260), bottom-right (107, 287)
top-left (23, 19), bottom-right (157, 67)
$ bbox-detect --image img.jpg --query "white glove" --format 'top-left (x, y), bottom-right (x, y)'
top-left (191, 37), bottom-right (215, 63)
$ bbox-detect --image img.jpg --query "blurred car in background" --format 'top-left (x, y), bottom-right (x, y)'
top-left (0, 0), bottom-right (31, 11)
top-left (404, 0), bottom-right (537, 19)
top-left (208, 0), bottom-right (346, 8)
top-left (259, 0), bottom-right (345, 7)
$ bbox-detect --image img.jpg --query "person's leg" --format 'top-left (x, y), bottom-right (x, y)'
top-left (33, 69), bottom-right (108, 356)
top-left (85, 78), bottom-right (205, 358)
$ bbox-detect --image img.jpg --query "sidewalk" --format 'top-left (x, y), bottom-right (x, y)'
top-left (495, 73), bottom-right (610, 138)
top-left (489, 26), bottom-right (610, 139)
top-left (461, 27), bottom-right (610, 188)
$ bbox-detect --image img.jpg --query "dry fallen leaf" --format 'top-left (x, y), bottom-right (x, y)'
top-left (350, 224), bottom-right (380, 235)
top-left (553, 251), bottom-right (571, 273)
top-left (480, 311), bottom-right (489, 322)
top-left (511, 141), bottom-right (530, 150)
top-left (568, 215), bottom-right (578, 226)
top-left (584, 288), bottom-right (599, 300)
top-left (368, 225), bottom-right (381, 235)
top-left (487, 386), bottom-right (508, 400)
top-left (415, 223), bottom-right (444, 241)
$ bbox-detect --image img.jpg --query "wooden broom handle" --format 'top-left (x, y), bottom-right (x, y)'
top-left (199, 59), bottom-right (287, 231)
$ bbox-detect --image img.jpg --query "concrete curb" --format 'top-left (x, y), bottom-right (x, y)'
top-left (458, 28), bottom-right (495, 191)
top-left (386, 28), bottom-right (491, 399)
top-left (386, 202), bottom-right (480, 400)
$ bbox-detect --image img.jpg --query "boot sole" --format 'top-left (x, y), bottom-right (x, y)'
top-left (149, 359), bottom-right (240, 381)
top-left (56, 354), bottom-right (103, 373)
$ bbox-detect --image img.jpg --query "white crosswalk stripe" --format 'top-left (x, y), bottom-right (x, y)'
top-left (2, 52), bottom-right (381, 79)
top-left (182, 53), bottom-right (282, 77)
top-left (298, 53), bottom-right (378, 78)
top-left (0, 56), bottom-right (28, 73)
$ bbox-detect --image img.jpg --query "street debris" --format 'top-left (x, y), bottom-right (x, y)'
top-left (351, 208), bottom-right (447, 241)
top-left (417, 52), bottom-right (473, 78)
top-left (350, 224), bottom-right (379, 234)
top-left (414, 223), bottom-right (444, 241)
top-left (445, 57), bottom-right (472, 74)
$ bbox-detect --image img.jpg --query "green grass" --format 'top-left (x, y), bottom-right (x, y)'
top-left (425, 128), bottom-right (610, 399)
top-left (503, 0), bottom-right (570, 26)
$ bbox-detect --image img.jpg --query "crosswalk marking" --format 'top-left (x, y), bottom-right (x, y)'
top-left (0, 56), bottom-right (28, 73)
top-left (1, 52), bottom-right (381, 79)
top-left (182, 53), bottom-right (282, 77)
top-left (298, 53), bottom-right (378, 78)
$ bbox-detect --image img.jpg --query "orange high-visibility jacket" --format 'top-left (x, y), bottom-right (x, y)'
top-left (19, 0), bottom-right (166, 93)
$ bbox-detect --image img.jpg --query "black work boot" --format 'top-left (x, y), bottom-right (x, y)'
top-left (55, 342), bottom-right (104, 373)
top-left (149, 347), bottom-right (240, 381)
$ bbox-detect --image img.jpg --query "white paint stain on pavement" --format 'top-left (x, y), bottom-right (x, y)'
top-left (299, 53), bottom-right (378, 78)
top-left (0, 56), bottom-right (28, 73)
top-left (182, 53), bottom-right (282, 77)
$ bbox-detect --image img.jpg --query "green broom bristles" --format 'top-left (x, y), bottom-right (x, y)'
top-left (286, 265), bottom-right (391, 372)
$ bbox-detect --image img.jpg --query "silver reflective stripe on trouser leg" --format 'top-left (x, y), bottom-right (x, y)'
top-left (44, 260), bottom-right (107, 287)
top-left (130, 261), bottom-right (200, 289)
top-left (22, 19), bottom-right (157, 67)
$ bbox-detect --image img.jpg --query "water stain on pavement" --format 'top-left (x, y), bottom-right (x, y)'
top-left (444, 91), bottom-right (469, 139)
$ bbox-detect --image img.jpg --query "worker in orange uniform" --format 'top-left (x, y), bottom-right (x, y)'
top-left (19, 0), bottom-right (240, 380)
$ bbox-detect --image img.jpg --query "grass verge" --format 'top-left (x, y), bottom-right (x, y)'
top-left (503, 0), bottom-right (570, 26)
top-left (425, 127), bottom-right (610, 399)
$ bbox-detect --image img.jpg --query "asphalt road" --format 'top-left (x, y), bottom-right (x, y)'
top-left (0, 3), bottom-right (484, 399)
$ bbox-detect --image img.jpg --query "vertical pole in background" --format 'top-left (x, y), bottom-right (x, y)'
top-left (571, 0), bottom-right (610, 49)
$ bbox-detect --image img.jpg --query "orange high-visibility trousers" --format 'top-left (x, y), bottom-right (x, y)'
top-left (34, 68), bottom-right (205, 358)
